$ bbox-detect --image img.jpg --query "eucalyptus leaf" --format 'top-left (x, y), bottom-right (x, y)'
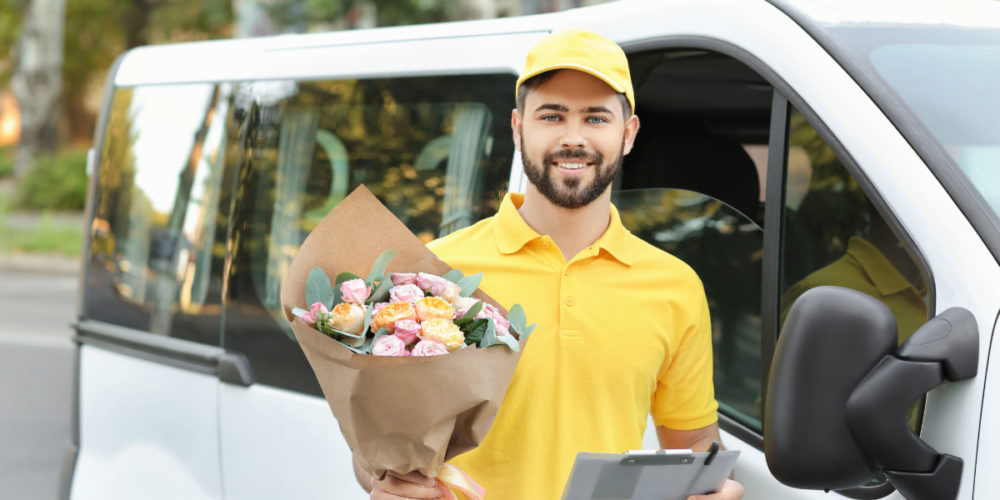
top-left (362, 304), bottom-right (375, 336)
top-left (441, 269), bottom-right (464, 283)
top-left (455, 273), bottom-right (483, 297)
top-left (367, 249), bottom-right (398, 284)
top-left (507, 304), bottom-right (527, 334)
top-left (291, 307), bottom-right (309, 319)
top-left (493, 333), bottom-right (520, 352)
top-left (368, 274), bottom-right (393, 304)
top-left (306, 267), bottom-right (335, 309)
top-left (481, 318), bottom-right (498, 348)
top-left (454, 317), bottom-right (473, 327)
top-left (460, 301), bottom-right (484, 321)
top-left (331, 327), bottom-right (365, 339)
top-left (520, 323), bottom-right (537, 342)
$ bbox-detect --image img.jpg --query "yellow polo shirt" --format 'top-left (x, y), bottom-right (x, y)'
top-left (428, 193), bottom-right (718, 499)
top-left (781, 236), bottom-right (928, 344)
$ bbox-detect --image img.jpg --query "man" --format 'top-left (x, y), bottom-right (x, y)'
top-left (363, 29), bottom-right (746, 500)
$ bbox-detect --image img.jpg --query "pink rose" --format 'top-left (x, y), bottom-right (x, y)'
top-left (389, 284), bottom-right (425, 304)
top-left (340, 278), bottom-right (371, 304)
top-left (372, 335), bottom-right (409, 356)
top-left (411, 339), bottom-right (449, 357)
top-left (310, 302), bottom-right (329, 315)
top-left (416, 272), bottom-right (461, 302)
top-left (477, 303), bottom-right (511, 337)
top-left (391, 272), bottom-right (417, 286)
top-left (300, 311), bottom-right (317, 325)
top-left (393, 319), bottom-right (421, 345)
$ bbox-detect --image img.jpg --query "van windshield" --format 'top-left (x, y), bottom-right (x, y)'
top-left (829, 24), bottom-right (1000, 220)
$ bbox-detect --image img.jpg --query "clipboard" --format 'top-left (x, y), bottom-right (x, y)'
top-left (561, 443), bottom-right (739, 500)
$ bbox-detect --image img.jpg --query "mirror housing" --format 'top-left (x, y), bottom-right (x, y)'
top-left (764, 286), bottom-right (978, 500)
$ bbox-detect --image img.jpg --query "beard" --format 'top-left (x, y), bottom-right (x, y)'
top-left (520, 137), bottom-right (625, 209)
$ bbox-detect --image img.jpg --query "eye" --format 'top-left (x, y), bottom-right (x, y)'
top-left (586, 116), bottom-right (608, 124)
top-left (540, 114), bottom-right (561, 122)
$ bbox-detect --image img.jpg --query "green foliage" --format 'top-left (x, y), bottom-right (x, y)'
top-left (15, 147), bottom-right (89, 210)
top-left (0, 146), bottom-right (12, 178)
top-left (306, 266), bottom-right (336, 308)
top-left (268, 0), bottom-right (458, 29)
top-left (0, 211), bottom-right (84, 256)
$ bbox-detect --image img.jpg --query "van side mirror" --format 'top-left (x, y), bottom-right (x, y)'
top-left (764, 286), bottom-right (978, 500)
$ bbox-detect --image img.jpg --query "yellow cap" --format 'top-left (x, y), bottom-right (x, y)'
top-left (516, 29), bottom-right (634, 113)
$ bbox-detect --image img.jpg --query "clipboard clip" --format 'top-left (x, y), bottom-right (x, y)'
top-left (703, 441), bottom-right (721, 465)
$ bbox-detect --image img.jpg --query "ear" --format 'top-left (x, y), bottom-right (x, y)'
top-left (622, 114), bottom-right (641, 156)
top-left (511, 108), bottom-right (522, 151)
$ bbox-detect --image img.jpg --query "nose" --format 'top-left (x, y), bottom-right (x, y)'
top-left (559, 120), bottom-right (587, 149)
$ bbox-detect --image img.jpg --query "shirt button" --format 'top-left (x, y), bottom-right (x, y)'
top-left (566, 297), bottom-right (574, 306)
top-left (541, 241), bottom-right (550, 249)
top-left (563, 269), bottom-right (570, 276)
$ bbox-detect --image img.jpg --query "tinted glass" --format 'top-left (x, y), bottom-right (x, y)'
top-left (779, 108), bottom-right (930, 429)
top-left (224, 75), bottom-right (516, 395)
top-left (619, 49), bottom-right (772, 431)
top-left (87, 84), bottom-right (236, 345)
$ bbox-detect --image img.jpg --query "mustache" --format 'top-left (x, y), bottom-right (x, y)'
top-left (542, 148), bottom-right (602, 165)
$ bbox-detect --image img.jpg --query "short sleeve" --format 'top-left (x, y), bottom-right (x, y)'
top-left (650, 285), bottom-right (719, 430)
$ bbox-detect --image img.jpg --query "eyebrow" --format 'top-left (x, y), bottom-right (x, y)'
top-left (533, 104), bottom-right (615, 115)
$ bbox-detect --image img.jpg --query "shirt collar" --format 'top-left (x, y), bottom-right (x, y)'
top-left (846, 236), bottom-right (916, 296)
top-left (492, 193), bottom-right (633, 266)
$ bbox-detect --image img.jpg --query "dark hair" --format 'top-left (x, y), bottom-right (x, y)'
top-left (516, 70), bottom-right (632, 118)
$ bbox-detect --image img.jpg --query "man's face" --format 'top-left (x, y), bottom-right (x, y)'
top-left (513, 70), bottom-right (639, 209)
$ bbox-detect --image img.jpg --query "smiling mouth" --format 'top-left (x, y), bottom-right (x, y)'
top-left (552, 161), bottom-right (592, 170)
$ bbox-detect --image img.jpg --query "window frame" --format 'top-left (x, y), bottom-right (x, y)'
top-left (621, 36), bottom-right (936, 454)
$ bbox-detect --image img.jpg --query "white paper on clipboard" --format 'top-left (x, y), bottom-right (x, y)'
top-left (561, 448), bottom-right (739, 500)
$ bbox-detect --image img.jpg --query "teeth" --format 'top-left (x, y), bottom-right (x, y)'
top-left (558, 162), bottom-right (586, 170)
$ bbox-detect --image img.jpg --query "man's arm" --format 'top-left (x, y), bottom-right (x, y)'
top-left (657, 422), bottom-right (746, 500)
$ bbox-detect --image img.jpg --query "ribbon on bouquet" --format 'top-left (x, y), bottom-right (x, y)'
top-left (436, 464), bottom-right (486, 500)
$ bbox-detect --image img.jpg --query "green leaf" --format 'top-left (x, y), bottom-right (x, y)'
top-left (455, 273), bottom-right (483, 297)
top-left (334, 272), bottom-right (363, 304)
top-left (306, 267), bottom-right (335, 309)
top-left (367, 274), bottom-right (393, 304)
top-left (362, 303), bottom-right (374, 336)
top-left (462, 318), bottom-right (488, 345)
top-left (507, 304), bottom-right (527, 334)
top-left (441, 269), bottom-right (464, 283)
top-left (481, 318), bottom-right (498, 348)
top-left (520, 324), bottom-right (537, 342)
top-left (454, 317), bottom-right (473, 327)
top-left (493, 332), bottom-right (520, 352)
top-left (367, 249), bottom-right (398, 283)
top-left (460, 301), bottom-right (483, 321)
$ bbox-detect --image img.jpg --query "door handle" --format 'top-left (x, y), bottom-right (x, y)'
top-left (218, 352), bottom-right (255, 386)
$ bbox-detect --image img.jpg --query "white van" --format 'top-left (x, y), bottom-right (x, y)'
top-left (65, 0), bottom-right (1000, 499)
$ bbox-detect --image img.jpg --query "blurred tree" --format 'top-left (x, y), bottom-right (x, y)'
top-left (263, 0), bottom-right (458, 31)
top-left (62, 0), bottom-right (233, 143)
top-left (10, 0), bottom-right (65, 179)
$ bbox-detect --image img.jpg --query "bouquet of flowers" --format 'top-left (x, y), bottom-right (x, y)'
top-left (291, 252), bottom-right (527, 357)
top-left (280, 186), bottom-right (532, 499)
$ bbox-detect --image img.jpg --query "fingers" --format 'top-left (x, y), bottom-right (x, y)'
top-left (370, 471), bottom-right (444, 500)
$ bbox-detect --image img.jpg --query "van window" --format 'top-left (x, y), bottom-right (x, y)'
top-left (778, 107), bottom-right (931, 428)
top-left (224, 74), bottom-right (516, 395)
top-left (87, 84), bottom-right (235, 346)
top-left (617, 49), bottom-right (772, 432)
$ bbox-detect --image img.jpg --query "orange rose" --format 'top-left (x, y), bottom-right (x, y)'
top-left (419, 318), bottom-right (465, 351)
top-left (370, 302), bottom-right (416, 333)
top-left (414, 296), bottom-right (455, 322)
top-left (327, 302), bottom-right (365, 335)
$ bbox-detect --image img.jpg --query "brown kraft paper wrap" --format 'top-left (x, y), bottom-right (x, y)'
top-left (280, 185), bottom-right (522, 479)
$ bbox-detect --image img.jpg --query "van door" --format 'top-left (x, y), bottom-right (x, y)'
top-left (214, 34), bottom-right (537, 497)
top-left (74, 82), bottom-right (234, 499)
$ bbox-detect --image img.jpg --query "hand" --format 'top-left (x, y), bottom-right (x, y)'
top-left (370, 471), bottom-right (444, 500)
top-left (687, 479), bottom-right (745, 500)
